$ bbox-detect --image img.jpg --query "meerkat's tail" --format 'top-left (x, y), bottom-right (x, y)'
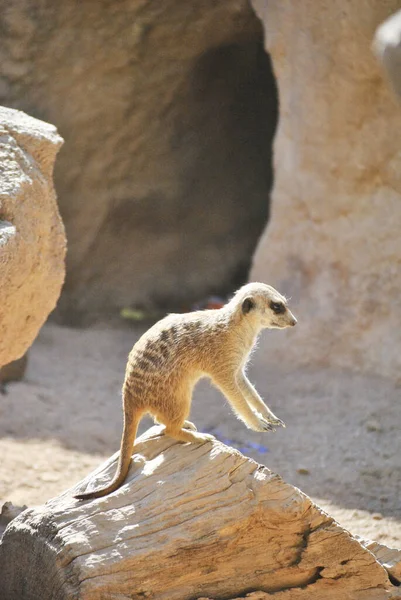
top-left (74, 405), bottom-right (142, 500)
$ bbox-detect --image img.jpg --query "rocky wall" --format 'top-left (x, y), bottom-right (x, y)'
top-left (0, 107), bottom-right (65, 366)
top-left (251, 0), bottom-right (401, 380)
top-left (0, 0), bottom-right (278, 324)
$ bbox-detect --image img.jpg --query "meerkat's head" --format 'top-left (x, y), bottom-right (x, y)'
top-left (231, 282), bottom-right (297, 330)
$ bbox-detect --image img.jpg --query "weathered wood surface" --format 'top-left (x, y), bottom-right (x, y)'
top-left (356, 536), bottom-right (401, 585)
top-left (0, 426), bottom-right (400, 600)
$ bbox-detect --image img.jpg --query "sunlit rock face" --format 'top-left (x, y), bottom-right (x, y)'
top-left (0, 107), bottom-right (65, 367)
top-left (251, 0), bottom-right (401, 380)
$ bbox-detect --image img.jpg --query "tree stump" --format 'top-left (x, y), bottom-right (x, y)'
top-left (0, 426), bottom-right (399, 600)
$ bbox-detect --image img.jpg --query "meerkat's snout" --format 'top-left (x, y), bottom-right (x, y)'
top-left (286, 312), bottom-right (297, 327)
top-left (267, 301), bottom-right (297, 329)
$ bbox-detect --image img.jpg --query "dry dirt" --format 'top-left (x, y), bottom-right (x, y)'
top-left (0, 322), bottom-right (400, 549)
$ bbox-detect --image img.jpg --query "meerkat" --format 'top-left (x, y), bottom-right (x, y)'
top-left (75, 282), bottom-right (297, 500)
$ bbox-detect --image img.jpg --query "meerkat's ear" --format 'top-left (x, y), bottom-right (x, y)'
top-left (242, 297), bottom-right (255, 315)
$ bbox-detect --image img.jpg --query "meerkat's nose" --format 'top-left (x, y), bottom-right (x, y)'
top-left (289, 314), bottom-right (297, 326)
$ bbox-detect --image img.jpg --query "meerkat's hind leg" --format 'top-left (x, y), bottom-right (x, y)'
top-left (164, 421), bottom-right (214, 444)
top-left (152, 418), bottom-right (197, 433)
top-left (156, 393), bottom-right (212, 444)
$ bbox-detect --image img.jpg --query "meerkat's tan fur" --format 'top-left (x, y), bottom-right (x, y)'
top-left (75, 282), bottom-right (297, 500)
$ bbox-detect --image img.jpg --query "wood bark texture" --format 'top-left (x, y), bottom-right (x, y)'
top-left (0, 426), bottom-right (400, 600)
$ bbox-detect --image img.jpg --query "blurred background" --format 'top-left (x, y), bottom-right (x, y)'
top-left (0, 1), bottom-right (400, 548)
top-left (1, 0), bottom-right (278, 324)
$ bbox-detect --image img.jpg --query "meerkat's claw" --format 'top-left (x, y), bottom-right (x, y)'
top-left (262, 422), bottom-right (276, 432)
top-left (183, 420), bottom-right (198, 431)
top-left (258, 416), bottom-right (285, 431)
top-left (256, 418), bottom-right (274, 431)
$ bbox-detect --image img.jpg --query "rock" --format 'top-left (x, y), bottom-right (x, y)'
top-left (0, 1), bottom-right (278, 324)
top-left (0, 502), bottom-right (27, 539)
top-left (373, 9), bottom-right (401, 99)
top-left (0, 107), bottom-right (66, 367)
top-left (251, 1), bottom-right (401, 381)
top-left (297, 467), bottom-right (310, 475)
top-left (0, 426), bottom-right (399, 600)
top-left (0, 353), bottom-right (28, 384)
top-left (365, 420), bottom-right (383, 433)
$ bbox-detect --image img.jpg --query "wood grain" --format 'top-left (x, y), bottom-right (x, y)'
top-left (0, 426), bottom-right (399, 599)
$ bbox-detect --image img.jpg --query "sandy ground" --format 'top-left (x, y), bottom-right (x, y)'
top-left (0, 322), bottom-right (400, 549)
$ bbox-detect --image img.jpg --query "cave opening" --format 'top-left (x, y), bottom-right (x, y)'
top-left (53, 13), bottom-right (279, 322)
top-left (168, 32), bottom-right (279, 306)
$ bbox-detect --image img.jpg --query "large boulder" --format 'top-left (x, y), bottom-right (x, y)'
top-left (0, 426), bottom-right (399, 600)
top-left (0, 1), bottom-right (278, 324)
top-left (0, 107), bottom-right (65, 367)
top-left (251, 1), bottom-right (401, 380)
top-left (0, 354), bottom-right (28, 385)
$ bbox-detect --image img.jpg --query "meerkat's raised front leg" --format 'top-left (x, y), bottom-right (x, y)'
top-left (211, 373), bottom-right (271, 432)
top-left (236, 371), bottom-right (285, 429)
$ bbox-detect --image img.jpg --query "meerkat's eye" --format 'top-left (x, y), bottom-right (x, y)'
top-left (270, 301), bottom-right (286, 314)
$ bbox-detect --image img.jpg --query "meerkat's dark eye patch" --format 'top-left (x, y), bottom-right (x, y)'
top-left (242, 297), bottom-right (255, 314)
top-left (270, 301), bottom-right (286, 314)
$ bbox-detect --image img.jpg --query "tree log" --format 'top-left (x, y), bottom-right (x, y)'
top-left (0, 426), bottom-right (399, 600)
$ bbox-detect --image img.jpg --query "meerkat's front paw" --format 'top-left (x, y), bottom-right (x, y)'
top-left (271, 416), bottom-right (286, 428)
top-left (258, 415), bottom-right (285, 431)
top-left (248, 419), bottom-right (274, 432)
top-left (258, 418), bottom-right (276, 432)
